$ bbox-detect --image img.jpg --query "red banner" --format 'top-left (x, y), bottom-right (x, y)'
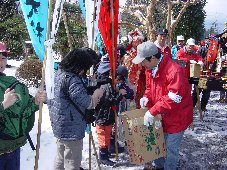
top-left (98, 0), bottom-right (119, 77)
top-left (206, 39), bottom-right (218, 62)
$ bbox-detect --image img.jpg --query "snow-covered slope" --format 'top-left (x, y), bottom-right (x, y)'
top-left (5, 59), bottom-right (227, 170)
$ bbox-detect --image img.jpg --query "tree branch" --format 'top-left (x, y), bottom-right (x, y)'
top-left (119, 22), bottom-right (147, 31)
top-left (122, 8), bottom-right (147, 25)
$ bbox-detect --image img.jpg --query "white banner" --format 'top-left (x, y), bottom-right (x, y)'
top-left (85, 0), bottom-right (101, 49)
top-left (45, 0), bottom-right (65, 99)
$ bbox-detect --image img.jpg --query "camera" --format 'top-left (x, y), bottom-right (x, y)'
top-left (86, 75), bottom-right (112, 95)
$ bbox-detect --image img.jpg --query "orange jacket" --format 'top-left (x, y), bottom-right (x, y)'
top-left (144, 56), bottom-right (193, 133)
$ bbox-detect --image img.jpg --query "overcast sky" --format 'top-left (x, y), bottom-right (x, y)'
top-left (204, 0), bottom-right (227, 33)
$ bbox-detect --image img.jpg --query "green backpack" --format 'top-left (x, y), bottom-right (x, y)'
top-left (0, 76), bottom-right (36, 139)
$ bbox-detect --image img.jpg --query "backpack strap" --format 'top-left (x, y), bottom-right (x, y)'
top-left (62, 74), bottom-right (86, 121)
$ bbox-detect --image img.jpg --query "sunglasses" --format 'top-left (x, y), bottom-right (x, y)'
top-left (0, 52), bottom-right (7, 57)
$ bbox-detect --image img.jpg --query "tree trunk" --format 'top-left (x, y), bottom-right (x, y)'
top-left (166, 0), bottom-right (172, 45)
top-left (147, 0), bottom-right (157, 41)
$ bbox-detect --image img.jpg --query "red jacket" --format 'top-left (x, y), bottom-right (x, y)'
top-left (154, 40), bottom-right (172, 58)
top-left (176, 47), bottom-right (204, 77)
top-left (144, 56), bottom-right (193, 133)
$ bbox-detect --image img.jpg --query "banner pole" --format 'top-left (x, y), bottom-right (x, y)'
top-left (34, 0), bottom-right (52, 169)
top-left (89, 1), bottom-right (101, 169)
top-left (110, 0), bottom-right (119, 160)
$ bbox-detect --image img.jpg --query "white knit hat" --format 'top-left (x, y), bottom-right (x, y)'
top-left (186, 38), bottom-right (195, 45)
top-left (177, 35), bottom-right (184, 41)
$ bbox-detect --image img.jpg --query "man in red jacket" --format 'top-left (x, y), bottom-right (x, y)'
top-left (177, 38), bottom-right (205, 109)
top-left (132, 41), bottom-right (193, 170)
top-left (176, 38), bottom-right (204, 77)
top-left (154, 28), bottom-right (172, 58)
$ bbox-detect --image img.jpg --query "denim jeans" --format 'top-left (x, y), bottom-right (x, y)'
top-left (154, 130), bottom-right (185, 170)
top-left (0, 148), bottom-right (20, 170)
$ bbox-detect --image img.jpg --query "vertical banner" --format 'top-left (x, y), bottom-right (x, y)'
top-left (78, 0), bottom-right (86, 17)
top-left (85, 0), bottom-right (101, 48)
top-left (206, 39), bottom-right (218, 62)
top-left (19, 0), bottom-right (48, 61)
top-left (78, 0), bottom-right (101, 49)
top-left (45, 0), bottom-right (65, 99)
top-left (98, 0), bottom-right (119, 74)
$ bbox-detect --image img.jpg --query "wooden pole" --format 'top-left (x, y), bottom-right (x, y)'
top-left (110, 0), bottom-right (119, 160)
top-left (88, 1), bottom-right (101, 169)
top-left (91, 131), bottom-right (101, 170)
top-left (189, 84), bottom-right (194, 131)
top-left (89, 125), bottom-right (92, 170)
top-left (196, 86), bottom-right (203, 121)
top-left (91, 0), bottom-right (96, 50)
top-left (34, 0), bottom-right (52, 169)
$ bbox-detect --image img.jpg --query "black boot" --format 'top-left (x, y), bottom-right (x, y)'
top-left (99, 148), bottom-right (116, 167)
top-left (109, 135), bottom-right (124, 154)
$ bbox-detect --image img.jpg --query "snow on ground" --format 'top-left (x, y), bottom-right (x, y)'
top-left (5, 59), bottom-right (227, 170)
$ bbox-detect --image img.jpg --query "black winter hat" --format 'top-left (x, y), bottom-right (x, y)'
top-left (116, 65), bottom-right (128, 79)
top-left (156, 28), bottom-right (168, 35)
top-left (117, 45), bottom-right (126, 58)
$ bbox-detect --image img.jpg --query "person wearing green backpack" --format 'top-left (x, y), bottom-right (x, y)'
top-left (0, 42), bottom-right (47, 170)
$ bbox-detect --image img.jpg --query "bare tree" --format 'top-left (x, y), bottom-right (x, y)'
top-left (120, 0), bottom-right (199, 42)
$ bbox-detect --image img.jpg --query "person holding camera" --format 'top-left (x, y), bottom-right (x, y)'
top-left (48, 48), bottom-right (104, 170)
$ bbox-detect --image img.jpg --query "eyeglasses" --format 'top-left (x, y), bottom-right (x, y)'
top-left (0, 52), bottom-right (7, 57)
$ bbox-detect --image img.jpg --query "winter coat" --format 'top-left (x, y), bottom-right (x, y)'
top-left (95, 82), bottom-right (116, 126)
top-left (154, 40), bottom-right (172, 58)
top-left (48, 70), bottom-right (91, 140)
top-left (144, 55), bottom-right (193, 133)
top-left (177, 47), bottom-right (204, 77)
top-left (171, 45), bottom-right (182, 59)
top-left (197, 46), bottom-right (208, 59)
top-left (117, 82), bottom-right (134, 101)
top-left (116, 81), bottom-right (134, 113)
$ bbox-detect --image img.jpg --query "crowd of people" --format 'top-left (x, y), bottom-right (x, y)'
top-left (0, 25), bottom-right (226, 170)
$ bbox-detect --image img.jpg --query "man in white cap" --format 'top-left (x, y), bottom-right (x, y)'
top-left (176, 38), bottom-right (204, 78)
top-left (132, 41), bottom-right (193, 170)
top-left (176, 38), bottom-right (204, 110)
top-left (171, 35), bottom-right (185, 59)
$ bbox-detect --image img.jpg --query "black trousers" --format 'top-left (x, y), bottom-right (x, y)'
top-left (192, 85), bottom-right (211, 110)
